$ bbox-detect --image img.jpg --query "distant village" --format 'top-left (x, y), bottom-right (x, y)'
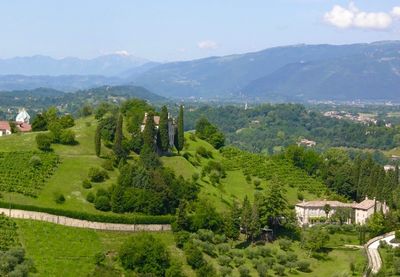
top-left (323, 110), bottom-right (392, 127)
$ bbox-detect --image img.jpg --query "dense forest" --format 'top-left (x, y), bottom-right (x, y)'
top-left (185, 104), bottom-right (400, 153)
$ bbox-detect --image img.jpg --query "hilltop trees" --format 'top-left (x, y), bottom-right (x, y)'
top-left (158, 105), bottom-right (170, 152)
top-left (113, 114), bottom-right (125, 162)
top-left (195, 117), bottom-right (225, 149)
top-left (175, 105), bottom-right (184, 153)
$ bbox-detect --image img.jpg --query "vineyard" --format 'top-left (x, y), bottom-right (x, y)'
top-left (0, 151), bottom-right (59, 197)
top-left (0, 214), bottom-right (19, 251)
top-left (220, 147), bottom-right (327, 196)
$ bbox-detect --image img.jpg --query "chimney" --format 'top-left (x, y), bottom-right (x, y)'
top-left (365, 195), bottom-right (368, 200)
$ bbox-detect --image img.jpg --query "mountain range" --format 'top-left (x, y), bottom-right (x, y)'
top-left (1, 41), bottom-right (400, 101)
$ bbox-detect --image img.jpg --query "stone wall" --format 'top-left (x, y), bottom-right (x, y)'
top-left (0, 208), bottom-right (171, 232)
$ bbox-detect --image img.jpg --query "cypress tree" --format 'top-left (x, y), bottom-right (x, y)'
top-left (113, 114), bottom-right (124, 161)
top-left (95, 124), bottom-right (101, 157)
top-left (175, 105), bottom-right (184, 153)
top-left (158, 106), bottom-right (169, 152)
top-left (143, 112), bottom-right (156, 150)
top-left (395, 162), bottom-right (399, 186)
top-left (241, 196), bottom-right (252, 238)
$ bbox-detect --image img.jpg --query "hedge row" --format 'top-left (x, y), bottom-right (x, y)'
top-left (0, 201), bottom-right (174, 224)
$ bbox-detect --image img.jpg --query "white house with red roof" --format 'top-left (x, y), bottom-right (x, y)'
top-left (0, 121), bottom-right (11, 136)
top-left (295, 196), bottom-right (389, 226)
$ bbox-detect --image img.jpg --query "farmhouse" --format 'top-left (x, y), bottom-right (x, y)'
top-left (295, 196), bottom-right (389, 226)
top-left (140, 112), bottom-right (176, 148)
top-left (0, 121), bottom-right (11, 136)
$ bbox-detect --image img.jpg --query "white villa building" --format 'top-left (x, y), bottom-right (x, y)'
top-left (140, 112), bottom-right (176, 148)
top-left (295, 196), bottom-right (389, 226)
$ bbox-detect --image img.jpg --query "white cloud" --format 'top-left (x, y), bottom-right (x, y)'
top-left (197, 40), bottom-right (218, 49)
top-left (324, 3), bottom-right (393, 30)
top-left (392, 7), bottom-right (400, 18)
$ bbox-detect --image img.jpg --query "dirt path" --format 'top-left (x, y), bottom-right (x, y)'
top-left (0, 208), bottom-right (171, 232)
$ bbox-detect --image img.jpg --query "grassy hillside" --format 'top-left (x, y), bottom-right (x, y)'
top-left (15, 219), bottom-right (365, 277)
top-left (161, 133), bottom-right (325, 211)
top-left (0, 117), bottom-right (118, 214)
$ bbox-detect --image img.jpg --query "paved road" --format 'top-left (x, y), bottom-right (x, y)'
top-left (0, 208), bottom-right (171, 232)
top-left (365, 232), bottom-right (398, 275)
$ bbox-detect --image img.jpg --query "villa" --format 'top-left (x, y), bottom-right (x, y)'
top-left (140, 112), bottom-right (176, 148)
top-left (0, 121), bottom-right (11, 136)
top-left (295, 196), bottom-right (389, 226)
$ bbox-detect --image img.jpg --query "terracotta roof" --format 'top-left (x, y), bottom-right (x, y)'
top-left (0, 121), bottom-right (11, 131)
top-left (353, 199), bottom-right (375, 210)
top-left (296, 200), bottom-right (353, 208)
top-left (17, 123), bottom-right (31, 132)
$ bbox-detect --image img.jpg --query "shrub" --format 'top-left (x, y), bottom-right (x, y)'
top-left (217, 255), bottom-right (232, 266)
top-left (88, 167), bottom-right (109, 182)
top-left (277, 253), bottom-right (287, 265)
top-left (238, 265), bottom-right (250, 277)
top-left (192, 173), bottom-right (200, 183)
top-left (166, 262), bottom-right (185, 277)
top-left (36, 133), bottom-right (52, 151)
top-left (396, 230), bottom-right (400, 241)
top-left (297, 191), bottom-right (304, 201)
top-left (259, 246), bottom-right (273, 257)
top-left (296, 260), bottom-right (311, 272)
top-left (278, 238), bottom-right (292, 251)
top-left (185, 244), bottom-right (204, 269)
top-left (119, 234), bottom-right (170, 276)
top-left (233, 257), bottom-right (245, 267)
top-left (256, 262), bottom-right (268, 277)
top-left (29, 156), bottom-right (42, 168)
top-left (231, 249), bottom-right (244, 258)
top-left (200, 241), bottom-right (217, 257)
top-left (196, 262), bottom-right (216, 277)
top-left (216, 243), bottom-right (230, 255)
top-left (86, 192), bottom-right (95, 203)
top-left (59, 129), bottom-right (77, 145)
top-left (196, 146), bottom-right (213, 159)
top-left (94, 252), bottom-right (105, 265)
top-left (53, 192), bottom-right (65, 204)
top-left (101, 159), bottom-right (114, 171)
top-left (274, 264), bottom-right (285, 276)
top-left (246, 247), bottom-right (261, 260)
top-left (253, 178), bottom-right (261, 189)
top-left (220, 266), bottom-right (232, 277)
top-left (197, 229), bottom-right (214, 242)
top-left (94, 196), bottom-right (111, 211)
top-left (214, 234), bottom-right (227, 244)
top-left (82, 179), bottom-right (92, 189)
top-left (286, 251), bottom-right (298, 262)
top-left (174, 231), bottom-right (191, 249)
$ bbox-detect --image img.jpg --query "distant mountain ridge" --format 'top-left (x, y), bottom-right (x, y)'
top-left (1, 41), bottom-right (400, 101)
top-left (0, 54), bottom-right (156, 76)
top-left (131, 41), bottom-right (400, 101)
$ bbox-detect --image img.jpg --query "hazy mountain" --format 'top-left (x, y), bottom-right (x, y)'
top-left (0, 54), bottom-right (151, 76)
top-left (0, 75), bottom-right (122, 92)
top-left (132, 41), bottom-right (400, 101)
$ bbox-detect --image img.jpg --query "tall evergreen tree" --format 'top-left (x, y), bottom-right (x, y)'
top-left (241, 196), bottom-right (252, 238)
top-left (395, 162), bottom-right (399, 186)
top-left (143, 112), bottom-right (156, 150)
top-left (175, 105), bottom-right (184, 153)
top-left (158, 106), bottom-right (170, 152)
top-left (249, 203), bottom-right (261, 242)
top-left (113, 113), bottom-right (124, 161)
top-left (95, 124), bottom-right (101, 157)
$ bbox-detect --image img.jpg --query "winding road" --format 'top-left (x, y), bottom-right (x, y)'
top-left (0, 208), bottom-right (171, 232)
top-left (365, 231), bottom-right (398, 275)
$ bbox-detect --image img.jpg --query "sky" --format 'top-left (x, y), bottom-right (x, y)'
top-left (0, 0), bottom-right (399, 61)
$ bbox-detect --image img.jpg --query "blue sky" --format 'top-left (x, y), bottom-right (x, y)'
top-left (0, 0), bottom-right (399, 61)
